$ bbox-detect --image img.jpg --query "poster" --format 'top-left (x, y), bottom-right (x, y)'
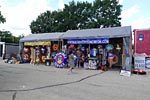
top-left (145, 57), bottom-right (150, 69)
top-left (53, 52), bottom-right (67, 68)
top-left (134, 56), bottom-right (145, 70)
top-left (120, 70), bottom-right (131, 77)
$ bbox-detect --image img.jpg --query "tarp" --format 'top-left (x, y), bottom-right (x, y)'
top-left (20, 32), bottom-right (64, 43)
top-left (61, 26), bottom-right (131, 39)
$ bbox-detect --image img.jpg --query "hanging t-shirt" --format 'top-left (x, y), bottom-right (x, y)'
top-left (41, 47), bottom-right (46, 54)
top-left (36, 50), bottom-right (40, 56)
top-left (91, 48), bottom-right (97, 57)
top-left (108, 52), bottom-right (114, 59)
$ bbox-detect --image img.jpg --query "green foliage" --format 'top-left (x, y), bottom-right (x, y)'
top-left (62, 1), bottom-right (93, 30)
top-left (30, 0), bottom-right (122, 33)
top-left (30, 11), bottom-right (54, 33)
top-left (13, 34), bottom-right (24, 43)
top-left (92, 0), bottom-right (122, 28)
top-left (0, 31), bottom-right (24, 43)
top-left (0, 11), bottom-right (6, 24)
top-left (0, 31), bottom-right (13, 43)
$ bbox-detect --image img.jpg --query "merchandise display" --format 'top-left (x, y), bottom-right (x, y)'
top-left (22, 43), bottom-right (60, 64)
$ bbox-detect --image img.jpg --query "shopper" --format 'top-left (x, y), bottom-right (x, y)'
top-left (68, 51), bottom-right (75, 72)
top-left (80, 54), bottom-right (85, 67)
top-left (76, 49), bottom-right (81, 68)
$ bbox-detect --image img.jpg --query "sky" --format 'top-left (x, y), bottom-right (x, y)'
top-left (0, 0), bottom-right (150, 36)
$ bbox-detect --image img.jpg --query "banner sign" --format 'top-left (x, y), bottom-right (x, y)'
top-left (120, 70), bottom-right (131, 77)
top-left (145, 57), bottom-right (150, 69)
top-left (24, 41), bottom-right (51, 46)
top-left (67, 38), bottom-right (109, 44)
top-left (134, 56), bottom-right (145, 70)
top-left (53, 52), bottom-right (67, 68)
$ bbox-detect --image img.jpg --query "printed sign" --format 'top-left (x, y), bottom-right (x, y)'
top-left (145, 57), bottom-right (150, 69)
top-left (67, 38), bottom-right (109, 44)
top-left (53, 52), bottom-right (67, 68)
top-left (134, 56), bottom-right (145, 70)
top-left (120, 70), bottom-right (131, 77)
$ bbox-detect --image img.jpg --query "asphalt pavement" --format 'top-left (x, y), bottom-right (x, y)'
top-left (0, 60), bottom-right (150, 100)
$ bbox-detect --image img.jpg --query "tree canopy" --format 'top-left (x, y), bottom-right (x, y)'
top-left (30, 0), bottom-right (122, 34)
top-left (0, 11), bottom-right (6, 24)
top-left (0, 30), bottom-right (24, 43)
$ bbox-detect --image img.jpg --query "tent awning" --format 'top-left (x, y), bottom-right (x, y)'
top-left (20, 32), bottom-right (64, 43)
top-left (61, 26), bottom-right (132, 39)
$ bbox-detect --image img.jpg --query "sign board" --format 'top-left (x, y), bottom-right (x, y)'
top-left (120, 70), bottom-right (131, 77)
top-left (134, 56), bottom-right (145, 70)
top-left (145, 57), bottom-right (150, 69)
top-left (24, 41), bottom-right (51, 46)
top-left (125, 57), bottom-right (131, 71)
top-left (53, 52), bottom-right (67, 68)
top-left (67, 38), bottom-right (109, 44)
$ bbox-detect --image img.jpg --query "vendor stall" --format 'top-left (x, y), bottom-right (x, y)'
top-left (66, 38), bottom-right (108, 69)
top-left (61, 26), bottom-right (132, 71)
top-left (19, 32), bottom-right (64, 64)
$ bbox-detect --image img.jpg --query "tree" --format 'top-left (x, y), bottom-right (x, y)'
top-left (0, 30), bottom-right (12, 43)
top-left (51, 10), bottom-right (66, 32)
top-left (92, 0), bottom-right (122, 28)
top-left (30, 0), bottom-right (122, 33)
top-left (14, 34), bottom-right (24, 43)
top-left (0, 30), bottom-right (24, 43)
top-left (62, 1), bottom-right (93, 30)
top-left (30, 11), bottom-right (54, 33)
top-left (0, 11), bottom-right (6, 24)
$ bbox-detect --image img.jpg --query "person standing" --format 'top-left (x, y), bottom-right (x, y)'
top-left (68, 51), bottom-right (75, 72)
top-left (80, 54), bottom-right (85, 67)
top-left (76, 49), bottom-right (81, 68)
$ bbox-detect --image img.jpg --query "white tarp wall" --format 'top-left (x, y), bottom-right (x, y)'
top-left (0, 42), bottom-right (5, 59)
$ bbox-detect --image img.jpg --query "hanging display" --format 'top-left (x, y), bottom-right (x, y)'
top-left (81, 47), bottom-right (85, 51)
top-left (23, 47), bottom-right (29, 53)
top-left (30, 47), bottom-right (35, 64)
top-left (90, 48), bottom-right (97, 57)
top-left (69, 44), bottom-right (75, 49)
top-left (53, 44), bottom-right (58, 51)
top-left (23, 47), bottom-right (30, 62)
top-left (35, 47), bottom-right (41, 64)
top-left (116, 44), bottom-right (121, 51)
top-left (41, 47), bottom-right (46, 54)
top-left (35, 56), bottom-right (40, 63)
top-left (106, 44), bottom-right (114, 51)
top-left (112, 55), bottom-right (118, 64)
top-left (23, 54), bottom-right (29, 61)
top-left (42, 56), bottom-right (46, 62)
